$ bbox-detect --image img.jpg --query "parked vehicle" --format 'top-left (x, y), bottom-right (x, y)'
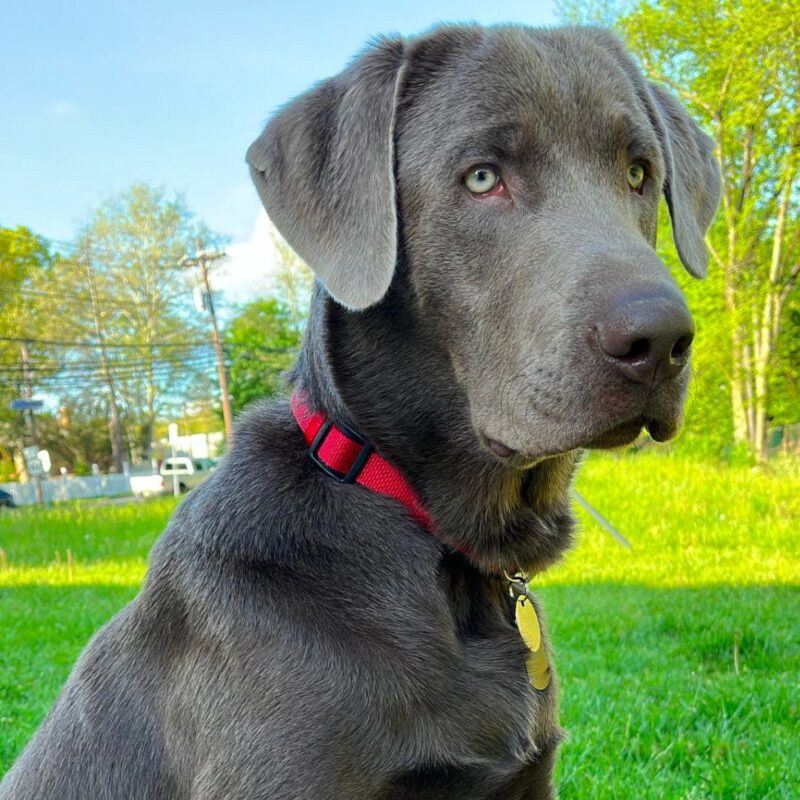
top-left (159, 457), bottom-right (216, 493)
top-left (0, 488), bottom-right (15, 508)
top-left (129, 474), bottom-right (165, 498)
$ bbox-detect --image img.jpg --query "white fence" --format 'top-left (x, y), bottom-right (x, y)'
top-left (1, 474), bottom-right (135, 506)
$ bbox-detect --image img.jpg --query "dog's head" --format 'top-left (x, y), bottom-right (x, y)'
top-left (247, 25), bottom-right (720, 463)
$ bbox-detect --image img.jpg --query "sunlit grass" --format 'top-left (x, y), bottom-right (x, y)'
top-left (547, 451), bottom-right (800, 588)
top-left (0, 560), bottom-right (146, 588)
top-left (1, 456), bottom-right (798, 796)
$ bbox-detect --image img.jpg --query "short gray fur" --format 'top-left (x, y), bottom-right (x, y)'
top-left (1, 23), bottom-right (719, 800)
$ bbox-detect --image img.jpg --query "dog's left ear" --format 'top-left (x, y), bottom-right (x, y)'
top-left (648, 82), bottom-right (721, 278)
top-left (246, 38), bottom-right (406, 310)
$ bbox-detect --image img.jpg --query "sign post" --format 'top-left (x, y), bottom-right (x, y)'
top-left (22, 445), bottom-right (47, 507)
top-left (168, 423), bottom-right (180, 498)
top-left (12, 397), bottom-right (46, 507)
top-left (10, 399), bottom-right (44, 412)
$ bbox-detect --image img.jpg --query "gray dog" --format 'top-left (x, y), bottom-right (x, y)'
top-left (1, 24), bottom-right (719, 799)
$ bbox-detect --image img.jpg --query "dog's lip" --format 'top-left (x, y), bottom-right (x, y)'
top-left (482, 435), bottom-right (544, 468)
top-left (644, 416), bottom-right (680, 442)
top-left (486, 437), bottom-right (516, 458)
top-left (582, 417), bottom-right (647, 449)
top-left (484, 412), bottom-right (679, 463)
top-left (582, 414), bottom-right (681, 449)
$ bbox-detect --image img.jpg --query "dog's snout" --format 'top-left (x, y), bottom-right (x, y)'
top-left (595, 287), bottom-right (695, 386)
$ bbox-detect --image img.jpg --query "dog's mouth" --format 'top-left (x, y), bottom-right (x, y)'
top-left (484, 414), bottom-right (679, 465)
top-left (583, 415), bottom-right (679, 448)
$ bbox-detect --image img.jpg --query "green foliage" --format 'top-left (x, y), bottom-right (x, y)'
top-left (0, 188), bottom-right (228, 473)
top-left (652, 207), bottom-right (734, 453)
top-left (769, 296), bottom-right (800, 425)
top-left (67, 184), bottom-right (214, 460)
top-left (272, 238), bottom-right (314, 326)
top-left (0, 452), bottom-right (17, 482)
top-left (34, 401), bottom-right (115, 474)
top-left (0, 227), bottom-right (55, 457)
top-left (0, 226), bottom-right (52, 301)
top-left (72, 458), bottom-right (91, 477)
top-left (223, 298), bottom-right (302, 414)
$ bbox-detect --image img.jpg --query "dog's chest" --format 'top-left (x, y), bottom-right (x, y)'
top-left (378, 564), bottom-right (559, 796)
top-left (447, 570), bottom-right (556, 746)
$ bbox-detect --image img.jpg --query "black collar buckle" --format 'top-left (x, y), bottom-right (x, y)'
top-left (308, 419), bottom-right (374, 484)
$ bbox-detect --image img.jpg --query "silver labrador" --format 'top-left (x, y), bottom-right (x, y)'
top-left (2, 24), bottom-right (720, 800)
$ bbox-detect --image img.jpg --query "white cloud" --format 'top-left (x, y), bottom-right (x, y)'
top-left (47, 100), bottom-right (80, 119)
top-left (213, 209), bottom-right (283, 307)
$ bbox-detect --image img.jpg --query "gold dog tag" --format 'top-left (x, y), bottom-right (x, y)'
top-left (515, 595), bottom-right (541, 652)
top-left (508, 575), bottom-right (551, 691)
top-left (526, 645), bottom-right (551, 691)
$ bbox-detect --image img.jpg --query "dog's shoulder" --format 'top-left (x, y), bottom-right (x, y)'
top-left (143, 398), bottom-right (449, 650)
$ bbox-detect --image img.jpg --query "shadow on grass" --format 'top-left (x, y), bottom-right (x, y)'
top-left (1, 581), bottom-right (798, 796)
top-left (538, 582), bottom-right (799, 799)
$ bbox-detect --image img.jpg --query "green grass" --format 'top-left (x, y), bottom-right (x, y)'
top-left (0, 497), bottom-right (178, 769)
top-left (1, 455), bottom-right (798, 797)
top-left (540, 453), bottom-right (799, 798)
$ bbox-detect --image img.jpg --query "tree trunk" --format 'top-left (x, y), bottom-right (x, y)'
top-left (741, 340), bottom-right (755, 445)
top-left (84, 242), bottom-right (125, 473)
top-left (751, 177), bottom-right (793, 461)
top-left (107, 390), bottom-right (125, 473)
top-left (725, 273), bottom-right (749, 445)
top-left (145, 356), bottom-right (155, 463)
top-left (729, 326), bottom-right (749, 444)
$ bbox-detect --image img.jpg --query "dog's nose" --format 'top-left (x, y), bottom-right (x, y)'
top-left (595, 287), bottom-right (694, 386)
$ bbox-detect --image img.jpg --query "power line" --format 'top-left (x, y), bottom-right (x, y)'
top-left (1, 227), bottom-right (215, 266)
top-left (0, 335), bottom-right (211, 349)
top-left (0, 356), bottom-right (219, 378)
top-left (0, 342), bottom-right (296, 371)
top-left (8, 359), bottom-right (221, 390)
top-left (0, 339), bottom-right (299, 355)
top-left (13, 286), bottom-right (194, 307)
top-left (28, 371), bottom-right (217, 391)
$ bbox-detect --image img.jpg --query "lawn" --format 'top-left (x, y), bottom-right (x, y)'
top-left (1, 453), bottom-right (798, 797)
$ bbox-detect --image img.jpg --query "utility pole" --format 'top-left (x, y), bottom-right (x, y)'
top-left (19, 341), bottom-right (38, 444)
top-left (180, 242), bottom-right (233, 445)
top-left (19, 340), bottom-right (44, 506)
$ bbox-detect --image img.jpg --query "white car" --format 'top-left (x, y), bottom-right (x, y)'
top-left (159, 457), bottom-right (216, 493)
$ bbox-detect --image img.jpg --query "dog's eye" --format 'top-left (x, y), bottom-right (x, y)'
top-left (627, 163), bottom-right (646, 193)
top-left (464, 166), bottom-right (500, 195)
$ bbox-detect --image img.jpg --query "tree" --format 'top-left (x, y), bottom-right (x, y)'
top-left (621, 0), bottom-right (800, 460)
top-left (556, 0), bottom-right (633, 25)
top-left (0, 226), bottom-right (55, 477)
top-left (223, 299), bottom-right (302, 415)
top-left (58, 185), bottom-right (215, 465)
top-left (1, 191), bottom-right (227, 476)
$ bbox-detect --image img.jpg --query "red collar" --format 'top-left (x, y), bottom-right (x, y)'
top-left (290, 391), bottom-right (434, 530)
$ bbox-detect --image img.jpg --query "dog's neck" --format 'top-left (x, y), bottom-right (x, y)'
top-left (290, 282), bottom-right (577, 575)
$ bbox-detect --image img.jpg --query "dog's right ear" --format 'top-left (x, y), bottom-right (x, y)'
top-left (246, 38), bottom-right (406, 310)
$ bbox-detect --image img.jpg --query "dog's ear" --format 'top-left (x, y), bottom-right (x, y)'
top-left (648, 82), bottom-right (721, 278)
top-left (246, 38), bottom-right (406, 310)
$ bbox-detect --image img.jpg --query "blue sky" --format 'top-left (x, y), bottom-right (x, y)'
top-left (1, 0), bottom-right (558, 246)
